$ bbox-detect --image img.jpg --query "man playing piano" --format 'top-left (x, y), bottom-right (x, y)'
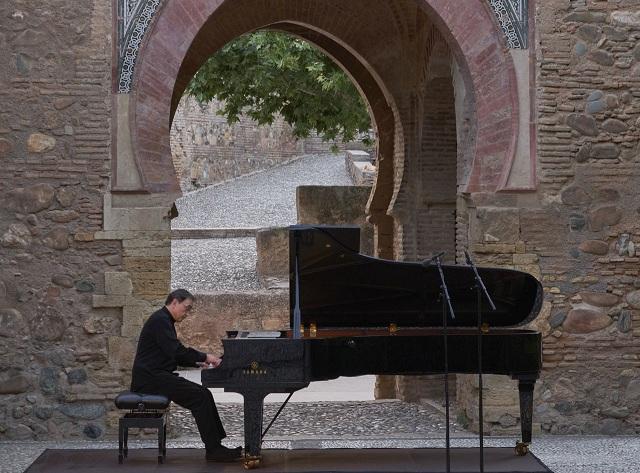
top-left (130, 288), bottom-right (242, 462)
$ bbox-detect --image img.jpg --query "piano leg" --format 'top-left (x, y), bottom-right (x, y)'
top-left (516, 378), bottom-right (535, 455)
top-left (243, 391), bottom-right (268, 468)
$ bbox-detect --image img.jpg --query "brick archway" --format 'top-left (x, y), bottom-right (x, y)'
top-left (129, 0), bottom-right (519, 196)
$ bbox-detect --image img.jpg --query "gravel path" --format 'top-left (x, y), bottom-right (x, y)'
top-left (172, 153), bottom-right (351, 229)
top-left (168, 401), bottom-right (465, 440)
top-left (172, 238), bottom-right (260, 292)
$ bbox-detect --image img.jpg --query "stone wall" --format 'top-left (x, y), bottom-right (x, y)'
top-left (455, 0), bottom-right (640, 437)
top-left (525, 0), bottom-right (640, 435)
top-left (170, 95), bottom-right (370, 193)
top-left (0, 0), bottom-right (122, 440)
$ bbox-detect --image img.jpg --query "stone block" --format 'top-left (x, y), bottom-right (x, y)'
top-left (296, 185), bottom-right (374, 254)
top-left (563, 308), bottom-right (612, 333)
top-left (349, 161), bottom-right (377, 186)
top-left (74, 232), bottom-right (95, 242)
top-left (124, 246), bottom-right (170, 258)
top-left (108, 336), bottom-right (136, 369)
top-left (0, 371), bottom-right (32, 394)
top-left (470, 207), bottom-right (519, 244)
top-left (121, 299), bottom-right (155, 337)
top-left (345, 150), bottom-right (371, 162)
top-left (124, 256), bottom-right (170, 273)
top-left (43, 227), bottom-right (70, 250)
top-left (92, 295), bottom-right (125, 308)
top-left (297, 186), bottom-right (370, 226)
top-left (512, 254), bottom-right (538, 265)
top-left (611, 10), bottom-right (640, 28)
top-left (0, 308), bottom-right (29, 338)
top-left (566, 114), bottom-right (598, 136)
top-left (1, 224), bottom-right (32, 249)
top-left (626, 290), bottom-right (640, 309)
top-left (104, 272), bottom-right (133, 296)
top-left (27, 133), bottom-right (56, 153)
top-left (7, 184), bottom-right (55, 214)
top-left (256, 227), bottom-right (289, 286)
top-left (579, 292), bottom-right (619, 307)
top-left (345, 150), bottom-right (376, 185)
top-left (589, 206), bottom-right (622, 231)
top-left (131, 277), bottom-right (169, 297)
top-left (0, 138), bottom-right (14, 156)
top-left (95, 231), bottom-right (171, 241)
top-left (103, 195), bottom-right (171, 232)
top-left (470, 243), bottom-right (517, 254)
top-left (578, 240), bottom-right (609, 255)
top-left (83, 315), bottom-right (119, 335)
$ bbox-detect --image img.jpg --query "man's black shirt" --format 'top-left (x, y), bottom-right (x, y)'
top-left (131, 306), bottom-right (206, 388)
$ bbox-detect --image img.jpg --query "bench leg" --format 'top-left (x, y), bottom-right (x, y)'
top-left (162, 422), bottom-right (167, 459)
top-left (118, 420), bottom-right (124, 464)
top-left (157, 422), bottom-right (164, 464)
top-left (123, 424), bottom-right (129, 458)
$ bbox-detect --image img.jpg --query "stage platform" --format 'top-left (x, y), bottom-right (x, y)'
top-left (26, 447), bottom-right (552, 472)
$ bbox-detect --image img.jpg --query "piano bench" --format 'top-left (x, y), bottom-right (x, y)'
top-left (114, 391), bottom-right (170, 464)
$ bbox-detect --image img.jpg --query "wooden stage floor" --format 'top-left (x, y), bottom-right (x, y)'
top-left (26, 447), bottom-right (553, 473)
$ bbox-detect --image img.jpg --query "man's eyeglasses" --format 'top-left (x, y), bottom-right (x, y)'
top-left (183, 303), bottom-right (193, 312)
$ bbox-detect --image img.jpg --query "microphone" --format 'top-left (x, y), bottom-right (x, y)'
top-left (422, 251), bottom-right (445, 267)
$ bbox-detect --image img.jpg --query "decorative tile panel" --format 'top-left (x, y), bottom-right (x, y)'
top-left (488, 0), bottom-right (528, 49)
top-left (117, 0), bottom-right (163, 93)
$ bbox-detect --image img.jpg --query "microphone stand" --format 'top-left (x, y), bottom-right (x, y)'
top-left (428, 253), bottom-right (455, 473)
top-left (464, 250), bottom-right (496, 473)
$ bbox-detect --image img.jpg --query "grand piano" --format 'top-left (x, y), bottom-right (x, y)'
top-left (202, 225), bottom-right (543, 467)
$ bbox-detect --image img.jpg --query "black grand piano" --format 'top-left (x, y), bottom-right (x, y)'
top-left (202, 225), bottom-right (543, 467)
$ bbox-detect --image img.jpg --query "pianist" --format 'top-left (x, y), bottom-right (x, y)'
top-left (130, 288), bottom-right (242, 462)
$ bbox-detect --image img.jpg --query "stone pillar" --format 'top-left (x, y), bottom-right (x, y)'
top-left (94, 193), bottom-right (173, 433)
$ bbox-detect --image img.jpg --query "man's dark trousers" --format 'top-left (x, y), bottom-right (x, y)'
top-left (133, 372), bottom-right (225, 449)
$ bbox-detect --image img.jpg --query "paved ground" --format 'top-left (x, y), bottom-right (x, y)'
top-left (5, 434), bottom-right (640, 472)
top-left (6, 376), bottom-right (640, 472)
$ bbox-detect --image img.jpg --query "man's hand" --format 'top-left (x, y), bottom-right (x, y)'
top-left (204, 353), bottom-right (222, 368)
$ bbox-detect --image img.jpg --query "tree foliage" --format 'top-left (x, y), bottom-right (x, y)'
top-left (186, 31), bottom-right (372, 144)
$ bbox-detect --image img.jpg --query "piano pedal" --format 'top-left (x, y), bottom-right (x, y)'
top-left (515, 441), bottom-right (529, 456)
top-left (243, 455), bottom-right (262, 469)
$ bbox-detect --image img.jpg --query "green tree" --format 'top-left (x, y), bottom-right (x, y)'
top-left (186, 31), bottom-right (372, 145)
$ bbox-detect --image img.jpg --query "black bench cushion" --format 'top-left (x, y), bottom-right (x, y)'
top-left (115, 391), bottom-right (170, 411)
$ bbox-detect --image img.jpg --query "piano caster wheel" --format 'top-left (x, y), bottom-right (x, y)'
top-left (515, 442), bottom-right (529, 456)
top-left (243, 456), bottom-right (262, 469)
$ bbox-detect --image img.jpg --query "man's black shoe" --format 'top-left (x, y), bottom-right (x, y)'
top-left (205, 445), bottom-right (243, 462)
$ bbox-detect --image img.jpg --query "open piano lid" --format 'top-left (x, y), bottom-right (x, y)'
top-left (289, 225), bottom-right (543, 329)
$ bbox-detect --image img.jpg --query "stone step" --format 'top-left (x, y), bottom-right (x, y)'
top-left (171, 228), bottom-right (258, 239)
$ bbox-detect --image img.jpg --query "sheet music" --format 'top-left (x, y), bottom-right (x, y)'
top-left (241, 331), bottom-right (282, 338)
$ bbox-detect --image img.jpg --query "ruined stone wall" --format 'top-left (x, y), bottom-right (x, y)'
top-left (529, 0), bottom-right (640, 435)
top-left (170, 95), bottom-right (369, 193)
top-left (0, 0), bottom-right (121, 440)
top-left (457, 0), bottom-right (640, 437)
